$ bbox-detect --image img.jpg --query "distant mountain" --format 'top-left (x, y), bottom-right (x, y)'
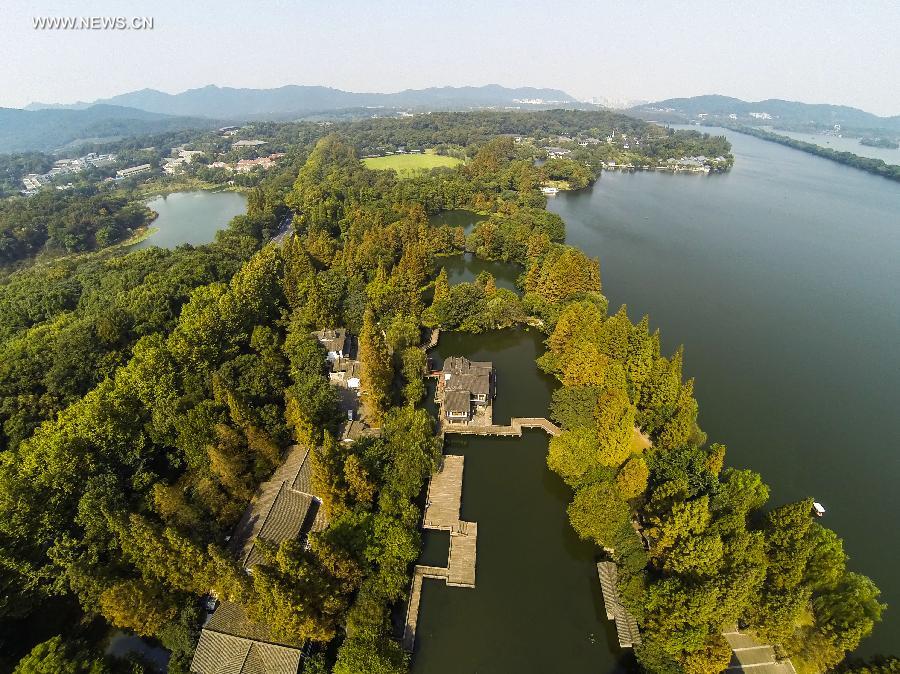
top-left (0, 105), bottom-right (220, 153)
top-left (27, 84), bottom-right (581, 120)
top-left (629, 95), bottom-right (900, 133)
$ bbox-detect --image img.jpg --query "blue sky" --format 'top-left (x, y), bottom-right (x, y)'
top-left (2, 0), bottom-right (898, 115)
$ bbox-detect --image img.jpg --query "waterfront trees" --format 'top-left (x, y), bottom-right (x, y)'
top-left (0, 112), bottom-right (887, 674)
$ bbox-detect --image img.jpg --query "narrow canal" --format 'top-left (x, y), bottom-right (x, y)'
top-left (411, 330), bottom-right (632, 673)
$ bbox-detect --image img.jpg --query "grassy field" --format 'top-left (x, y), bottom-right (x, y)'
top-left (362, 150), bottom-right (462, 177)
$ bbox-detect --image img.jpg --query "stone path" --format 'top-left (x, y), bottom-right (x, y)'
top-left (442, 416), bottom-right (561, 437)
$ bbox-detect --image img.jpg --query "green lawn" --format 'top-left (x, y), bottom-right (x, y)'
top-left (362, 150), bottom-right (462, 177)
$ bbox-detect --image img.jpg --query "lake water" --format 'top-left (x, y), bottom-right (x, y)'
top-left (761, 127), bottom-right (900, 164)
top-left (429, 208), bottom-right (487, 234)
top-left (436, 253), bottom-right (521, 292)
top-left (412, 330), bottom-right (633, 674)
top-left (136, 191), bottom-right (248, 249)
top-left (105, 631), bottom-right (170, 672)
top-left (549, 126), bottom-right (900, 656)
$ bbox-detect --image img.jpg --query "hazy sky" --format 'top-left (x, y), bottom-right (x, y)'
top-left (2, 0), bottom-right (899, 115)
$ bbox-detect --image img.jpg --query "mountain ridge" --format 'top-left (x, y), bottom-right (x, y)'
top-left (25, 84), bottom-right (581, 119)
top-left (0, 104), bottom-right (221, 154)
top-left (629, 94), bottom-right (900, 132)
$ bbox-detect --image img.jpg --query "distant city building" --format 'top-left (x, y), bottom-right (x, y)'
top-left (234, 153), bottom-right (285, 173)
top-left (116, 164), bottom-right (152, 178)
top-left (232, 139), bottom-right (267, 147)
top-left (21, 152), bottom-right (117, 190)
top-left (22, 175), bottom-right (43, 190)
top-left (544, 147), bottom-right (572, 158)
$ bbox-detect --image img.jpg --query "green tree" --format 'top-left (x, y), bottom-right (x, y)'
top-left (13, 637), bottom-right (108, 674)
top-left (616, 456), bottom-right (649, 499)
top-left (567, 480), bottom-right (631, 549)
top-left (359, 310), bottom-right (393, 425)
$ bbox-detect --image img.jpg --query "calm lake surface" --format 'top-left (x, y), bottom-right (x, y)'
top-left (548, 127), bottom-right (900, 655)
top-left (136, 191), bottom-right (247, 249)
top-left (428, 208), bottom-right (487, 234)
top-left (761, 127), bottom-right (900, 164)
top-left (413, 330), bottom-right (633, 674)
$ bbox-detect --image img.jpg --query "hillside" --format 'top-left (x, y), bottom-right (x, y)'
top-left (0, 105), bottom-right (220, 153)
top-left (629, 94), bottom-right (900, 134)
top-left (26, 84), bottom-right (580, 120)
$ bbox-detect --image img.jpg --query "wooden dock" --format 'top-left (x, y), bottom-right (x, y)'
top-left (403, 455), bottom-right (478, 652)
top-left (423, 455), bottom-right (463, 530)
top-left (448, 522), bottom-right (477, 587)
top-left (442, 416), bottom-right (561, 437)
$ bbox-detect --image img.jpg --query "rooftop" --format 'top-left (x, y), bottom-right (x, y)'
top-left (311, 328), bottom-right (347, 356)
top-left (444, 389), bottom-right (471, 415)
top-left (191, 602), bottom-right (303, 674)
top-left (243, 482), bottom-right (319, 568)
top-left (443, 357), bottom-right (492, 397)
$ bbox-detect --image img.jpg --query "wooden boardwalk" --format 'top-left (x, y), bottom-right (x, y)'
top-left (403, 455), bottom-right (477, 652)
top-left (443, 416), bottom-right (561, 437)
top-left (448, 522), bottom-right (477, 587)
top-left (423, 456), bottom-right (463, 530)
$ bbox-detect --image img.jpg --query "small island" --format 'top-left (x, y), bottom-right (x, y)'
top-left (860, 137), bottom-right (900, 150)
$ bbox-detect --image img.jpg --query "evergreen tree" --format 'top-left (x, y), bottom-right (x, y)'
top-left (358, 310), bottom-right (393, 425)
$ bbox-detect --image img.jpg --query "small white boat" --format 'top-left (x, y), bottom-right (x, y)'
top-left (541, 186), bottom-right (559, 195)
top-left (813, 502), bottom-right (826, 517)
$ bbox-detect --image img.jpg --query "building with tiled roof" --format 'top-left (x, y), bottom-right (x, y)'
top-left (441, 357), bottom-right (494, 421)
top-left (191, 601), bottom-right (303, 674)
top-left (190, 445), bottom-right (328, 674)
top-left (311, 328), bottom-right (348, 361)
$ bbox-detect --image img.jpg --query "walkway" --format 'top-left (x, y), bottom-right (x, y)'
top-left (442, 416), bottom-right (561, 437)
top-left (402, 455), bottom-right (478, 652)
top-left (421, 328), bottom-right (440, 351)
top-left (423, 455), bottom-right (463, 530)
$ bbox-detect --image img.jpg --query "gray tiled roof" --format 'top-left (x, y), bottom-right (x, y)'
top-left (243, 483), bottom-right (316, 568)
top-left (191, 624), bottom-right (302, 673)
top-left (443, 357), bottom-right (492, 397)
top-left (291, 448), bottom-right (314, 494)
top-left (204, 601), bottom-right (294, 644)
top-left (311, 328), bottom-right (346, 354)
top-left (445, 390), bottom-right (471, 415)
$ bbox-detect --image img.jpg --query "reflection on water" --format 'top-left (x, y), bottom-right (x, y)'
top-left (136, 191), bottom-right (247, 250)
top-left (428, 209), bottom-right (487, 234)
top-left (105, 631), bottom-right (170, 672)
top-left (550, 127), bottom-right (900, 655)
top-left (412, 329), bottom-right (630, 674)
top-left (436, 253), bottom-right (521, 292)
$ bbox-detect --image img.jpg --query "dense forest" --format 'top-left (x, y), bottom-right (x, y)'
top-left (0, 191), bottom-right (156, 264)
top-left (0, 111), bottom-right (889, 673)
top-left (727, 125), bottom-right (900, 181)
